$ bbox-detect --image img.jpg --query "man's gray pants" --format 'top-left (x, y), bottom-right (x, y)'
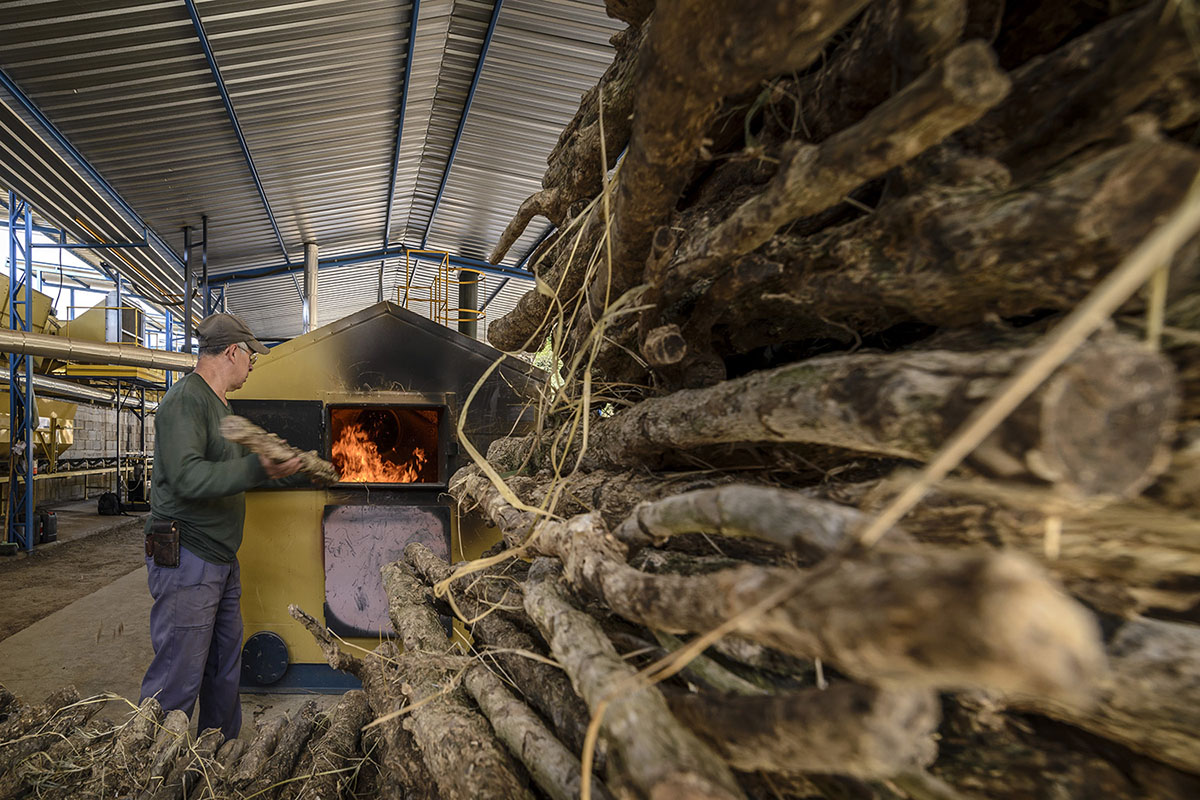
top-left (141, 546), bottom-right (243, 740)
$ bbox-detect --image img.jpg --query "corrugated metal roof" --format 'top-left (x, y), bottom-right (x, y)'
top-left (0, 0), bottom-right (620, 343)
top-left (421, 0), bottom-right (620, 265)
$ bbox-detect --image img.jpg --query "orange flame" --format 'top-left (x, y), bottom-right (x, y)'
top-left (332, 423), bottom-right (427, 483)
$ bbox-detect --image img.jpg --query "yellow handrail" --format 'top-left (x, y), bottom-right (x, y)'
top-left (398, 252), bottom-right (487, 327)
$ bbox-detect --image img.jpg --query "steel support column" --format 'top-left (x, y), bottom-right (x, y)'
top-left (458, 268), bottom-right (478, 338)
top-left (165, 310), bottom-right (175, 388)
top-left (303, 242), bottom-right (318, 333)
top-left (7, 193), bottom-right (36, 551)
top-left (183, 225), bottom-right (194, 352)
top-left (201, 215), bottom-right (213, 315)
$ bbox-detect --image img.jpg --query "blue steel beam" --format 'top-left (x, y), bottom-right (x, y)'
top-left (209, 243), bottom-right (537, 286)
top-left (383, 0), bottom-right (422, 250)
top-left (1, 217), bottom-right (150, 249)
top-left (480, 225), bottom-right (554, 312)
top-left (182, 0), bottom-right (289, 260)
top-left (7, 194), bottom-right (35, 551)
top-left (0, 217), bottom-right (60, 239)
top-left (418, 0), bottom-right (505, 251)
top-left (0, 68), bottom-right (185, 270)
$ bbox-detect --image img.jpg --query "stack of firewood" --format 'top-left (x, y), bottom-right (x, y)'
top-left (0, 683), bottom-right (372, 800)
top-left (4, 0), bottom-right (1199, 797)
top-left (443, 0), bottom-right (1200, 796)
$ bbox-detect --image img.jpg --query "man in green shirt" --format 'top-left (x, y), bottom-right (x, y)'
top-left (140, 313), bottom-right (300, 740)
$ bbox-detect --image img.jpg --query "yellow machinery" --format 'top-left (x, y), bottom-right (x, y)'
top-left (0, 394), bottom-right (76, 466)
top-left (0, 274), bottom-right (62, 370)
top-left (0, 277), bottom-right (76, 464)
top-left (60, 293), bottom-right (167, 384)
top-left (231, 302), bottom-right (541, 690)
top-left (0, 278), bottom-right (173, 526)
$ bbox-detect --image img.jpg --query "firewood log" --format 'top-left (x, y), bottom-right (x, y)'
top-left (492, 334), bottom-right (1179, 497)
top-left (666, 683), bottom-right (939, 779)
top-left (464, 664), bottom-right (614, 800)
top-left (146, 726), bottom-right (221, 800)
top-left (986, 0), bottom-right (1196, 179)
top-left (219, 415), bottom-right (339, 486)
top-left (403, 543), bottom-right (600, 766)
top-left (1010, 616), bottom-right (1200, 775)
top-left (244, 703), bottom-right (319, 800)
top-left (140, 710), bottom-right (189, 796)
top-left (657, 139), bottom-right (1199, 369)
top-left (775, 0), bottom-right (971, 146)
top-left (523, 557), bottom-right (746, 800)
top-left (288, 607), bottom-right (437, 798)
top-left (211, 737), bottom-right (246, 785)
top-left (379, 562), bottom-right (534, 800)
top-left (638, 630), bottom-right (775, 696)
top-left (290, 690), bottom-right (370, 800)
top-left (929, 693), bottom-right (1200, 800)
top-left (613, 483), bottom-right (879, 556)
top-left (402, 543), bottom-right (524, 615)
top-left (830, 479), bottom-right (1200, 617)
top-left (230, 716), bottom-right (287, 789)
top-left (452, 474), bottom-right (1106, 700)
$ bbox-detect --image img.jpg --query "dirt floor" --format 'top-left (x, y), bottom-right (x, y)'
top-left (0, 516), bottom-right (145, 642)
top-left (0, 513), bottom-right (340, 735)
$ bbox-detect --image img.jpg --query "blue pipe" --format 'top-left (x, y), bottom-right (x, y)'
top-left (182, 0), bottom-right (288, 260)
top-left (418, 0), bottom-right (504, 251)
top-left (383, 0), bottom-right (421, 249)
top-left (0, 68), bottom-right (185, 270)
top-left (210, 243), bottom-right (537, 286)
top-left (480, 225), bottom-right (554, 311)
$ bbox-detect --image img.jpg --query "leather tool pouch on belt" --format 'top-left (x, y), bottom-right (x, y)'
top-left (146, 519), bottom-right (180, 568)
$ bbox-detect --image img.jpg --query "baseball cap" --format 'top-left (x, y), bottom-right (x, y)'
top-left (196, 313), bottom-right (269, 354)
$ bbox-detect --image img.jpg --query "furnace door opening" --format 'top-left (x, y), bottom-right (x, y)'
top-left (329, 406), bottom-right (441, 485)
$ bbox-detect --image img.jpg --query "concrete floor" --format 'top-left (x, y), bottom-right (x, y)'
top-left (0, 500), bottom-right (338, 737)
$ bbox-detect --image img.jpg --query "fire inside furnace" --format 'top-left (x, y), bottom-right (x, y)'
top-left (330, 406), bottom-right (439, 484)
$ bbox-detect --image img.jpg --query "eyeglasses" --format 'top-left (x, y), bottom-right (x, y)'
top-left (236, 342), bottom-right (258, 365)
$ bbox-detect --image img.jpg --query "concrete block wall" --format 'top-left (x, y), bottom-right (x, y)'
top-left (33, 402), bottom-right (156, 506)
top-left (69, 402), bottom-right (155, 459)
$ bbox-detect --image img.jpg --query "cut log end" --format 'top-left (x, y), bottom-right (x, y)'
top-left (986, 339), bottom-right (1180, 497)
top-left (941, 39), bottom-right (1012, 108)
top-left (644, 324), bottom-right (689, 366)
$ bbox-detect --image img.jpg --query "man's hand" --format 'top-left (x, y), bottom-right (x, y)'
top-left (260, 454), bottom-right (303, 479)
